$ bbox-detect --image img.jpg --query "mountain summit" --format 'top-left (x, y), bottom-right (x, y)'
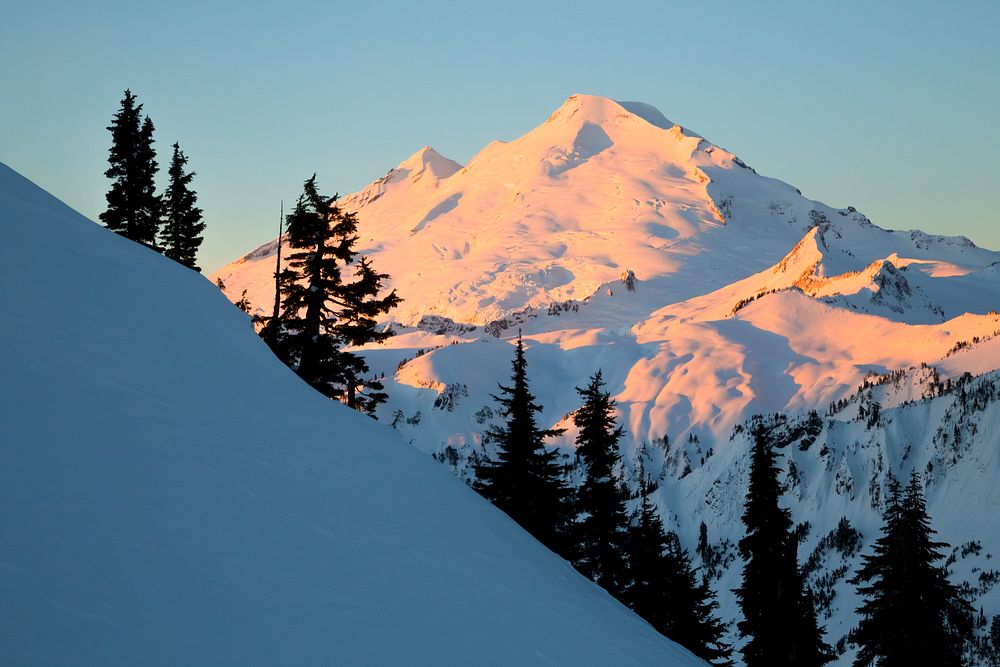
top-left (215, 94), bottom-right (779, 323)
top-left (217, 94), bottom-right (994, 327)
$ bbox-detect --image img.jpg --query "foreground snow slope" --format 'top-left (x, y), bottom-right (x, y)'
top-left (0, 163), bottom-right (704, 666)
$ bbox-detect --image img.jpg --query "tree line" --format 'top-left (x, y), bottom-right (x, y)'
top-left (473, 337), bottom-right (977, 666)
top-left (102, 90), bottom-right (205, 270)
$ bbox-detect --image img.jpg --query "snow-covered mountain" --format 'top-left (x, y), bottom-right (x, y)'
top-left (213, 92), bottom-right (1000, 456)
top-left (218, 93), bottom-right (997, 327)
top-left (0, 162), bottom-right (707, 666)
top-left (214, 94), bottom-right (1000, 663)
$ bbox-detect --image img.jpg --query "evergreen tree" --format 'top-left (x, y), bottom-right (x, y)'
top-left (100, 90), bottom-right (161, 247)
top-left (274, 175), bottom-right (400, 415)
top-left (160, 142), bottom-right (205, 270)
top-left (794, 580), bottom-right (835, 667)
top-left (735, 424), bottom-right (832, 666)
top-left (474, 335), bottom-right (571, 555)
top-left (625, 490), bottom-right (732, 665)
top-left (850, 473), bottom-right (972, 666)
top-left (572, 370), bottom-right (630, 595)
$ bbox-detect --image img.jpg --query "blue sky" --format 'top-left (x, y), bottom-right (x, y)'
top-left (2, 0), bottom-right (998, 273)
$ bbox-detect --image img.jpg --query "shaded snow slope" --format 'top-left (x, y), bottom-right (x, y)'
top-left (0, 162), bottom-right (704, 666)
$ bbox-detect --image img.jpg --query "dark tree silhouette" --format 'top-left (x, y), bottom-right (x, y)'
top-left (101, 90), bottom-right (161, 248)
top-left (572, 370), bottom-right (630, 595)
top-left (850, 473), bottom-right (972, 666)
top-left (474, 335), bottom-right (571, 555)
top-left (625, 489), bottom-right (732, 665)
top-left (272, 174), bottom-right (400, 415)
top-left (735, 424), bottom-right (832, 666)
top-left (160, 142), bottom-right (205, 270)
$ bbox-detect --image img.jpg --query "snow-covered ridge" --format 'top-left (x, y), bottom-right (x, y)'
top-left (0, 161), bottom-right (705, 666)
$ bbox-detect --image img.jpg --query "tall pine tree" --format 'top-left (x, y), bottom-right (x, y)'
top-left (572, 370), bottom-right (630, 595)
top-left (625, 489), bottom-right (732, 665)
top-left (850, 473), bottom-right (972, 666)
top-left (735, 423), bottom-right (832, 667)
top-left (474, 335), bottom-right (571, 555)
top-left (160, 142), bottom-right (205, 270)
top-left (101, 90), bottom-right (161, 247)
top-left (273, 175), bottom-right (400, 415)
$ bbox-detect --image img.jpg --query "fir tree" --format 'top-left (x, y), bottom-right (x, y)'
top-left (160, 142), bottom-right (205, 270)
top-left (624, 489), bottom-right (732, 665)
top-left (572, 370), bottom-right (630, 595)
top-left (794, 579), bottom-right (835, 667)
top-left (100, 90), bottom-right (161, 247)
top-left (474, 335), bottom-right (571, 555)
top-left (625, 493), bottom-right (671, 635)
top-left (735, 424), bottom-right (832, 667)
top-left (621, 485), bottom-right (731, 665)
top-left (274, 175), bottom-right (400, 415)
top-left (850, 473), bottom-right (972, 666)
top-left (697, 521), bottom-right (711, 564)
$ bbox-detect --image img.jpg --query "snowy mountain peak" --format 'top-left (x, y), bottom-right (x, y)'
top-left (217, 96), bottom-right (999, 329)
top-left (534, 94), bottom-right (707, 160)
top-left (773, 225), bottom-right (830, 277)
top-left (545, 94), bottom-right (676, 131)
top-left (338, 146), bottom-right (462, 211)
top-left (394, 145), bottom-right (463, 182)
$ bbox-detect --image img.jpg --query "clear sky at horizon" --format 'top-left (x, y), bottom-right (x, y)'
top-left (2, 0), bottom-right (998, 273)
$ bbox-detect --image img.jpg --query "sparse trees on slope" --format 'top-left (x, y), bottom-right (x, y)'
top-left (273, 174), bottom-right (400, 415)
top-left (850, 473), bottom-right (972, 667)
top-left (474, 335), bottom-right (571, 555)
top-left (101, 90), bottom-right (161, 247)
top-left (160, 142), bottom-right (205, 270)
top-left (735, 424), bottom-right (832, 667)
top-left (625, 490), bottom-right (732, 665)
top-left (572, 370), bottom-right (630, 596)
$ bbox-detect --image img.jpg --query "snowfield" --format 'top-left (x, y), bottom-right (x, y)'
top-left (0, 162), bottom-right (706, 666)
top-left (214, 94), bottom-right (1000, 663)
